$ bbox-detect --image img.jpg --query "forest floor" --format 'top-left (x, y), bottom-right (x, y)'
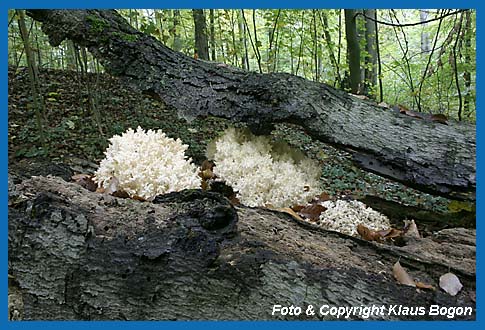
top-left (8, 67), bottom-right (452, 213)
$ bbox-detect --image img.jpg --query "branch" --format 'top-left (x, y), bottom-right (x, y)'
top-left (356, 9), bottom-right (468, 28)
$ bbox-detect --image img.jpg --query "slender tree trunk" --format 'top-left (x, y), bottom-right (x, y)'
top-left (344, 9), bottom-right (361, 93)
top-left (289, 20), bottom-right (294, 75)
top-left (319, 11), bottom-right (341, 88)
top-left (453, 13), bottom-right (464, 121)
top-left (311, 10), bottom-right (319, 82)
top-left (420, 10), bottom-right (431, 53)
top-left (463, 10), bottom-right (472, 117)
top-left (66, 40), bottom-right (77, 70)
top-left (153, 10), bottom-right (163, 45)
top-left (229, 10), bottom-right (239, 67)
top-left (252, 10), bottom-right (263, 73)
top-left (11, 20), bottom-right (26, 73)
top-left (364, 9), bottom-right (377, 98)
top-left (337, 9), bottom-right (343, 87)
top-left (267, 10), bottom-right (281, 73)
top-left (33, 22), bottom-right (43, 69)
top-left (374, 11), bottom-right (384, 102)
top-left (241, 10), bottom-right (263, 72)
top-left (273, 22), bottom-right (280, 72)
top-left (172, 10), bottom-right (182, 52)
top-left (238, 10), bottom-right (249, 70)
top-left (217, 12), bottom-right (225, 60)
top-left (209, 9), bottom-right (216, 61)
top-left (390, 10), bottom-right (418, 109)
top-left (17, 9), bottom-right (46, 148)
top-left (417, 10), bottom-right (444, 113)
top-left (295, 11), bottom-right (305, 76)
top-left (192, 10), bottom-right (209, 60)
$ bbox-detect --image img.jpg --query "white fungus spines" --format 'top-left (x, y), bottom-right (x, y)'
top-left (318, 200), bottom-right (391, 236)
top-left (207, 128), bottom-right (322, 208)
top-left (94, 126), bottom-right (201, 200)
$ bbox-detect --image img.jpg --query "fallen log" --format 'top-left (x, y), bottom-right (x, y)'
top-left (8, 175), bottom-right (476, 320)
top-left (26, 9), bottom-right (476, 200)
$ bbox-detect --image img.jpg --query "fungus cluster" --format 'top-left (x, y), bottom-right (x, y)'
top-left (94, 126), bottom-right (201, 200)
top-left (207, 128), bottom-right (322, 208)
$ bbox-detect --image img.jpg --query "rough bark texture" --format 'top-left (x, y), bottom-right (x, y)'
top-left (344, 9), bottom-right (361, 93)
top-left (192, 9), bottom-right (209, 60)
top-left (26, 9), bottom-right (476, 201)
top-left (8, 174), bottom-right (476, 320)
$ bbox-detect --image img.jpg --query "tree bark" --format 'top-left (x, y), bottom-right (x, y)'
top-left (25, 9), bottom-right (475, 201)
top-left (8, 174), bottom-right (476, 320)
top-left (192, 9), bottom-right (209, 60)
top-left (172, 10), bottom-right (182, 52)
top-left (344, 9), bottom-right (361, 94)
top-left (209, 9), bottom-right (216, 61)
top-left (364, 9), bottom-right (377, 97)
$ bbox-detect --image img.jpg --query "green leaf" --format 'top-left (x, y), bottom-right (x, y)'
top-left (66, 120), bottom-right (75, 130)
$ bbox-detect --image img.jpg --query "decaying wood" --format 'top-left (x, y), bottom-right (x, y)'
top-left (358, 195), bottom-right (475, 232)
top-left (26, 9), bottom-right (476, 201)
top-left (8, 175), bottom-right (475, 320)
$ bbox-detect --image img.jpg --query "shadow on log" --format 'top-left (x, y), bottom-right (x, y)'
top-left (25, 9), bottom-right (476, 201)
top-left (8, 175), bottom-right (475, 320)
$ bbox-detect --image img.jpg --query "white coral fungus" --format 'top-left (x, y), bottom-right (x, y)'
top-left (94, 127), bottom-right (200, 200)
top-left (207, 128), bottom-right (322, 208)
top-left (318, 200), bottom-right (391, 236)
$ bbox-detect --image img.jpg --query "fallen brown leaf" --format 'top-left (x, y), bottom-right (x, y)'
top-left (267, 205), bottom-right (304, 221)
top-left (385, 228), bottom-right (403, 239)
top-left (314, 192), bottom-right (331, 203)
top-left (279, 207), bottom-right (304, 221)
top-left (112, 190), bottom-right (130, 198)
top-left (357, 224), bottom-right (382, 242)
top-left (72, 173), bottom-right (97, 192)
top-left (291, 204), bottom-right (305, 212)
top-left (393, 261), bottom-right (416, 287)
top-left (415, 281), bottom-right (435, 290)
top-left (299, 204), bottom-right (327, 222)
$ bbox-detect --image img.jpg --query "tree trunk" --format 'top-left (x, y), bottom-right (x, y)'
top-left (172, 10), bottom-right (182, 52)
top-left (26, 9), bottom-right (476, 200)
top-left (420, 10), bottom-right (431, 53)
top-left (8, 174), bottom-right (476, 320)
top-left (238, 10), bottom-right (249, 70)
top-left (192, 9), bottom-right (209, 60)
top-left (319, 10), bottom-right (341, 88)
top-left (364, 9), bottom-right (377, 98)
top-left (209, 9), bottom-right (216, 61)
top-left (344, 9), bottom-right (361, 94)
top-left (463, 11), bottom-right (472, 118)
